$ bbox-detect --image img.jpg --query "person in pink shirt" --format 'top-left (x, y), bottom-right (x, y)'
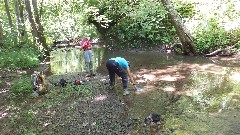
top-left (79, 37), bottom-right (95, 77)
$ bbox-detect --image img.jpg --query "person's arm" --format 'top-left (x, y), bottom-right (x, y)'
top-left (126, 68), bottom-right (137, 90)
top-left (77, 40), bottom-right (85, 49)
top-left (86, 40), bottom-right (92, 49)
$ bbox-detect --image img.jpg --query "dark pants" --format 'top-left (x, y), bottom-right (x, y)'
top-left (106, 60), bottom-right (128, 89)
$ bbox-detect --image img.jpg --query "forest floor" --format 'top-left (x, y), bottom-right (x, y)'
top-left (0, 62), bottom-right (150, 134)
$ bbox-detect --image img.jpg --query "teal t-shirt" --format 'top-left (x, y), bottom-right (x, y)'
top-left (109, 57), bottom-right (129, 69)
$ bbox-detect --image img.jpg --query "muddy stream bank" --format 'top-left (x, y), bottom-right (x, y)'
top-left (47, 47), bottom-right (240, 134)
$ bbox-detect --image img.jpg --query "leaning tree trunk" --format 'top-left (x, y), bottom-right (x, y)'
top-left (161, 0), bottom-right (196, 55)
top-left (32, 0), bottom-right (47, 49)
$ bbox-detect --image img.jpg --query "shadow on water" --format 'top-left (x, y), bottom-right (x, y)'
top-left (50, 47), bottom-right (240, 134)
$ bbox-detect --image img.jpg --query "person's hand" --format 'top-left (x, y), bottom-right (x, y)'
top-left (133, 84), bottom-right (137, 91)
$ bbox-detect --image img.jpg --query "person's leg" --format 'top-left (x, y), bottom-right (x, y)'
top-left (106, 60), bottom-right (116, 87)
top-left (84, 51), bottom-right (90, 74)
top-left (88, 50), bottom-right (95, 75)
top-left (113, 64), bottom-right (128, 89)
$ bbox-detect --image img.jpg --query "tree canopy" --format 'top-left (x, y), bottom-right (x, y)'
top-left (0, 0), bottom-right (239, 55)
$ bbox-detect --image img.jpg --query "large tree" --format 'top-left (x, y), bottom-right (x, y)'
top-left (161, 0), bottom-right (196, 55)
top-left (32, 0), bottom-right (46, 49)
top-left (25, 0), bottom-right (39, 44)
top-left (25, 0), bottom-right (46, 49)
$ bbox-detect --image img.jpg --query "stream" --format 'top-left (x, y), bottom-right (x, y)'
top-left (50, 46), bottom-right (240, 134)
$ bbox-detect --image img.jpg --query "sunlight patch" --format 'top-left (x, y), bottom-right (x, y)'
top-left (93, 95), bottom-right (107, 101)
top-left (0, 106), bottom-right (9, 119)
top-left (142, 74), bottom-right (156, 81)
top-left (163, 86), bottom-right (176, 92)
top-left (160, 75), bottom-right (177, 81)
top-left (0, 89), bottom-right (9, 94)
top-left (230, 72), bottom-right (240, 82)
top-left (135, 85), bottom-right (156, 94)
top-left (137, 74), bottom-right (156, 82)
top-left (0, 112), bottom-right (8, 119)
top-left (199, 64), bottom-right (226, 74)
top-left (43, 122), bottom-right (51, 127)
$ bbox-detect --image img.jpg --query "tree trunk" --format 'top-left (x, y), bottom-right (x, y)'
top-left (14, 0), bottom-right (26, 38)
top-left (18, 0), bottom-right (26, 37)
top-left (32, 0), bottom-right (47, 49)
top-left (25, 0), bottom-right (41, 47)
top-left (4, 0), bottom-right (13, 28)
top-left (0, 21), bottom-right (3, 46)
top-left (161, 0), bottom-right (197, 55)
top-left (14, 0), bottom-right (21, 44)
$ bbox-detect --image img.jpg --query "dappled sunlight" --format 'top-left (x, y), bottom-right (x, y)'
top-left (135, 85), bottom-right (156, 95)
top-left (160, 75), bottom-right (178, 81)
top-left (16, 70), bottom-right (27, 74)
top-left (0, 88), bottom-right (9, 94)
top-left (0, 106), bottom-right (8, 119)
top-left (136, 74), bottom-right (156, 82)
top-left (230, 72), bottom-right (240, 82)
top-left (198, 64), bottom-right (227, 74)
top-left (178, 90), bottom-right (192, 97)
top-left (43, 122), bottom-right (51, 127)
top-left (133, 61), bottom-right (236, 98)
top-left (134, 62), bottom-right (229, 85)
top-left (163, 86), bottom-right (176, 92)
top-left (0, 105), bottom-right (21, 119)
top-left (93, 94), bottom-right (107, 102)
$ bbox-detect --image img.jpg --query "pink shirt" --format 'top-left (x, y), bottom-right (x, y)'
top-left (80, 39), bottom-right (92, 50)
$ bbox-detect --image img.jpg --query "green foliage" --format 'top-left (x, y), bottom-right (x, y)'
top-left (194, 18), bottom-right (232, 54)
top-left (41, 0), bottom-right (99, 42)
top-left (228, 28), bottom-right (240, 48)
top-left (60, 83), bottom-right (94, 98)
top-left (0, 46), bottom-right (40, 69)
top-left (173, 0), bottom-right (196, 18)
top-left (5, 80), bottom-right (95, 134)
top-left (84, 0), bottom-right (197, 49)
top-left (9, 76), bottom-right (32, 98)
top-left (91, 0), bottom-right (175, 48)
top-left (0, 80), bottom-right (3, 87)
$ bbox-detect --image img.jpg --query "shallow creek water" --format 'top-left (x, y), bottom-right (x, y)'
top-left (50, 47), bottom-right (240, 134)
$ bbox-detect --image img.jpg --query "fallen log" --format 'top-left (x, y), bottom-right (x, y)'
top-left (205, 45), bottom-right (236, 57)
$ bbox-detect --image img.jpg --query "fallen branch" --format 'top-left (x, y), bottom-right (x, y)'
top-left (205, 45), bottom-right (236, 57)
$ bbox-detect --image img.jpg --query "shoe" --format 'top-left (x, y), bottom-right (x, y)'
top-left (123, 90), bottom-right (130, 96)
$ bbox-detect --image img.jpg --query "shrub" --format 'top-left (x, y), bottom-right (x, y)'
top-left (194, 18), bottom-right (232, 54)
top-left (10, 77), bottom-right (33, 97)
top-left (0, 46), bottom-right (40, 69)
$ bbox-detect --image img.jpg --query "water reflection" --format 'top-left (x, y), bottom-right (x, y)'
top-left (50, 47), bottom-right (104, 75)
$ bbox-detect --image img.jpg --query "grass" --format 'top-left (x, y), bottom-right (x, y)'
top-left (2, 80), bottom-right (94, 134)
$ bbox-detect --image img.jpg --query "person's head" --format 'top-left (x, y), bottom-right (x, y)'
top-left (84, 37), bottom-right (88, 41)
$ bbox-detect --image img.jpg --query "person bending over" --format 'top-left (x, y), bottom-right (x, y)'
top-left (106, 57), bottom-right (137, 95)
